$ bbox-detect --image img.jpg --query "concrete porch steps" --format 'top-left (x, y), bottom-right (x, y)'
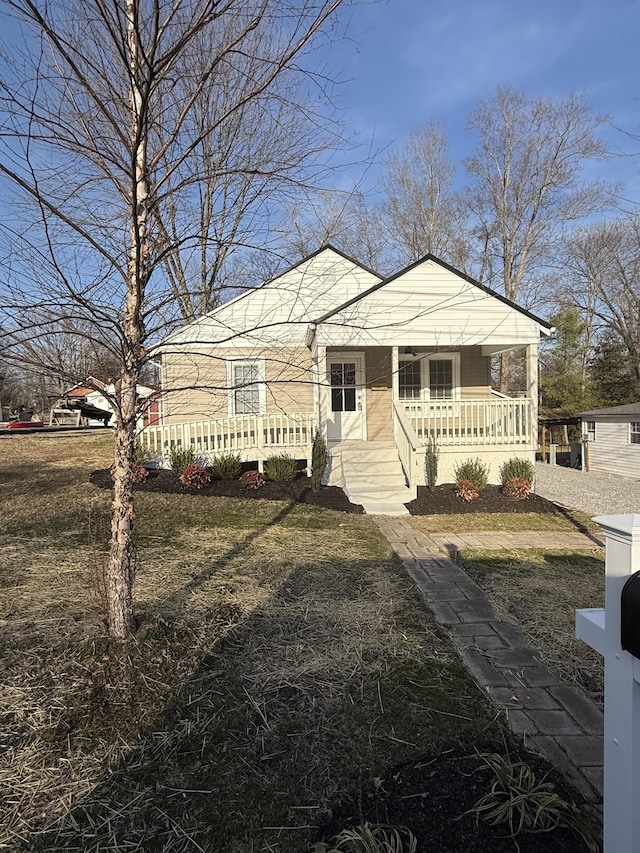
top-left (329, 441), bottom-right (414, 515)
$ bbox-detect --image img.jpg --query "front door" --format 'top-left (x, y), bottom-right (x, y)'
top-left (326, 354), bottom-right (365, 441)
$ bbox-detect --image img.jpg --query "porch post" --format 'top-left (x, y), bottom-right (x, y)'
top-left (526, 344), bottom-right (538, 448)
top-left (314, 345), bottom-right (326, 438)
top-left (391, 346), bottom-right (399, 402)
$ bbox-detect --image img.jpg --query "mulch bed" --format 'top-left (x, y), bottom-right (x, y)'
top-left (314, 743), bottom-right (597, 852)
top-left (89, 468), bottom-right (364, 513)
top-left (406, 484), bottom-right (568, 517)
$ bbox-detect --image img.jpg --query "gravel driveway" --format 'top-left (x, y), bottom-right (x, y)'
top-left (534, 462), bottom-right (640, 516)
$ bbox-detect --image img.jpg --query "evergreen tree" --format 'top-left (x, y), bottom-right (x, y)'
top-left (589, 331), bottom-right (639, 407)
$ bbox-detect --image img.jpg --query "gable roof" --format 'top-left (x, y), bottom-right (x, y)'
top-left (579, 402), bottom-right (640, 418)
top-left (310, 253), bottom-right (552, 350)
top-left (161, 245), bottom-right (382, 350)
top-left (315, 253), bottom-right (552, 329)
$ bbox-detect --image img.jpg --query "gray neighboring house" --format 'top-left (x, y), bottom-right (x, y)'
top-left (579, 402), bottom-right (640, 478)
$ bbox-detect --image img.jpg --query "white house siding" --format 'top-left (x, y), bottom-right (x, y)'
top-left (161, 346), bottom-right (314, 424)
top-left (589, 418), bottom-right (640, 479)
top-left (316, 259), bottom-right (545, 349)
top-left (161, 249), bottom-right (381, 352)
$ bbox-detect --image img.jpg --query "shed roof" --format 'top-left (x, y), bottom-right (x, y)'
top-left (578, 402), bottom-right (640, 418)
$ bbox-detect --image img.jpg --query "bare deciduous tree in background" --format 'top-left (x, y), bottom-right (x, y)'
top-left (0, 0), bottom-right (346, 639)
top-left (561, 213), bottom-right (640, 390)
top-left (464, 87), bottom-right (612, 391)
top-left (380, 121), bottom-right (469, 270)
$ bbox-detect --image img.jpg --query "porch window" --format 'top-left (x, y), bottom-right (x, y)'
top-left (399, 360), bottom-right (421, 400)
top-left (227, 359), bottom-right (265, 416)
top-left (630, 422), bottom-right (640, 444)
top-left (429, 359), bottom-right (453, 400)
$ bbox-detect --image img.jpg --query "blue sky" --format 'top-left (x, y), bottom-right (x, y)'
top-left (327, 0), bottom-right (640, 200)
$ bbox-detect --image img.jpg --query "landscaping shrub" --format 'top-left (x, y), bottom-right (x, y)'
top-left (209, 451), bottom-right (242, 480)
top-left (455, 478), bottom-right (479, 502)
top-left (240, 470), bottom-right (265, 489)
top-left (424, 434), bottom-right (439, 490)
top-left (131, 464), bottom-right (149, 484)
top-left (179, 463), bottom-right (211, 489)
top-left (109, 463), bottom-right (148, 483)
top-left (503, 477), bottom-right (532, 500)
top-left (133, 439), bottom-right (148, 465)
top-left (311, 430), bottom-right (327, 492)
top-left (264, 452), bottom-right (297, 481)
top-left (168, 445), bottom-right (195, 474)
top-left (453, 457), bottom-right (489, 491)
top-left (500, 456), bottom-right (535, 486)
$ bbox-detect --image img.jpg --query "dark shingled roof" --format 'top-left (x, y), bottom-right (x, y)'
top-left (578, 402), bottom-right (640, 418)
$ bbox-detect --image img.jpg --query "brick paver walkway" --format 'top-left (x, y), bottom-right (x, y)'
top-left (375, 517), bottom-right (604, 805)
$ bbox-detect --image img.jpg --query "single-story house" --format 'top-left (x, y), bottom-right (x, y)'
top-left (579, 402), bottom-right (640, 478)
top-left (147, 246), bottom-right (552, 511)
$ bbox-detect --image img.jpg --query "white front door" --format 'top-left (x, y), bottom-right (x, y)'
top-left (326, 354), bottom-right (365, 441)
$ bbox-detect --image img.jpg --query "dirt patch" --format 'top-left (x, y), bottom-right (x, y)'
top-left (314, 744), bottom-right (596, 852)
top-left (406, 484), bottom-right (569, 517)
top-left (90, 468), bottom-right (364, 513)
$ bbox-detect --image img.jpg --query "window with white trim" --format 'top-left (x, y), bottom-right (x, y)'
top-left (429, 359), bottom-right (454, 400)
top-left (398, 360), bottom-right (422, 400)
top-left (227, 359), bottom-right (265, 415)
top-left (584, 421), bottom-right (596, 442)
top-left (630, 422), bottom-right (640, 444)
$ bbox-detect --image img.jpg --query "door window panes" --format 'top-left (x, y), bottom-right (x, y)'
top-left (330, 362), bottom-right (357, 412)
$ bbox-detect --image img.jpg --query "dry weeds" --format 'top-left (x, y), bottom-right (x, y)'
top-left (1, 433), bottom-right (497, 851)
top-left (460, 549), bottom-right (605, 706)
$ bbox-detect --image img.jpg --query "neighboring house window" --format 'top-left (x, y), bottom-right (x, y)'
top-left (584, 421), bottom-right (596, 442)
top-left (227, 359), bottom-right (265, 416)
top-left (630, 422), bottom-right (640, 444)
top-left (399, 360), bottom-right (421, 400)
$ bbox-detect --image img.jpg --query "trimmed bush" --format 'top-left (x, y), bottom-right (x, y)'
top-left (455, 478), bottom-right (479, 502)
top-left (109, 462), bottom-right (148, 483)
top-left (240, 470), bottom-right (265, 489)
top-left (453, 457), bottom-right (489, 491)
top-left (424, 434), bottom-right (439, 490)
top-left (264, 452), bottom-right (297, 482)
top-left (311, 431), bottom-right (327, 492)
top-left (131, 464), bottom-right (149, 484)
top-left (179, 463), bottom-right (211, 489)
top-left (209, 452), bottom-right (242, 480)
top-left (500, 456), bottom-right (535, 487)
top-left (503, 477), bottom-right (532, 500)
top-left (169, 445), bottom-right (195, 475)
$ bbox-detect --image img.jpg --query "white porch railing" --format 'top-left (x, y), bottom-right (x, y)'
top-left (140, 412), bottom-right (316, 459)
top-left (392, 400), bottom-right (421, 488)
top-left (404, 398), bottom-right (531, 446)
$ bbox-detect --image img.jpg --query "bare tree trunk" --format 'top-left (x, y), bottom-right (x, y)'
top-left (107, 411), bottom-right (136, 638)
top-left (104, 0), bottom-right (148, 640)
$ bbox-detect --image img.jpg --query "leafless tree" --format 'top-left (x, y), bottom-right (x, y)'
top-left (0, 0), bottom-right (347, 639)
top-left (380, 121), bottom-right (469, 270)
top-left (464, 86), bottom-right (613, 389)
top-left (561, 213), bottom-right (640, 386)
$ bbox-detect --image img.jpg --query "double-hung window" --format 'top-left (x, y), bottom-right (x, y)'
top-left (584, 421), bottom-right (596, 442)
top-left (630, 422), bottom-right (640, 445)
top-left (398, 360), bottom-right (422, 400)
top-left (227, 359), bottom-right (265, 416)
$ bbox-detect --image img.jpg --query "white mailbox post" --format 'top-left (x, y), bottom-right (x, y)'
top-left (576, 514), bottom-right (640, 853)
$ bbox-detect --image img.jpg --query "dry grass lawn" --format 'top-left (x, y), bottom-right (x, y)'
top-left (0, 433), bottom-right (505, 852)
top-left (460, 549), bottom-right (605, 707)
